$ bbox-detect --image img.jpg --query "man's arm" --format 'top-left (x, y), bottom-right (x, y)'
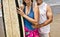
top-left (39, 5), bottom-right (53, 28)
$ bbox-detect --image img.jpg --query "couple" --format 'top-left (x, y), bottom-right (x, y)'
top-left (18, 0), bottom-right (53, 37)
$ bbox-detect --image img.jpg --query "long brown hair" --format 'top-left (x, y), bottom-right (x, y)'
top-left (23, 0), bottom-right (33, 6)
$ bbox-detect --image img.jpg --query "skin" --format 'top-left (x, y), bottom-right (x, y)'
top-left (18, 0), bottom-right (39, 26)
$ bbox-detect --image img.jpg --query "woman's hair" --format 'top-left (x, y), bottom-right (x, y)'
top-left (23, 0), bottom-right (33, 6)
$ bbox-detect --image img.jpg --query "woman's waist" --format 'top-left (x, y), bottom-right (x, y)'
top-left (24, 24), bottom-right (35, 31)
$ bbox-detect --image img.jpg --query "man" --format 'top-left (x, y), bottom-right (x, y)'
top-left (35, 0), bottom-right (53, 37)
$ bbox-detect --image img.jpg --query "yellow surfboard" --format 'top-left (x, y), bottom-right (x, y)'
top-left (2, 0), bottom-right (21, 37)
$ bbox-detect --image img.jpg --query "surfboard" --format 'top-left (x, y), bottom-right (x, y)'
top-left (2, 0), bottom-right (21, 37)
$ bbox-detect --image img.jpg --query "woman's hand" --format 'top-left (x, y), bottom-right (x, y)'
top-left (17, 8), bottom-right (25, 17)
top-left (32, 25), bottom-right (40, 29)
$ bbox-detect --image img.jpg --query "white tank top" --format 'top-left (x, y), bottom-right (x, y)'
top-left (38, 2), bottom-right (50, 33)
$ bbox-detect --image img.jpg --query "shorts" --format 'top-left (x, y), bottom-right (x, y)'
top-left (25, 27), bottom-right (40, 37)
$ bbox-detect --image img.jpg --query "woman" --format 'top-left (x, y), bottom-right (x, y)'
top-left (17, 0), bottom-right (40, 37)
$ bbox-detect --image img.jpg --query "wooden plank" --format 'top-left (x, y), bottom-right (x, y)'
top-left (8, 0), bottom-right (20, 37)
top-left (17, 0), bottom-right (25, 37)
top-left (2, 0), bottom-right (13, 37)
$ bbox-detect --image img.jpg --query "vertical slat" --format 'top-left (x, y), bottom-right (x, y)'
top-left (3, 0), bottom-right (13, 37)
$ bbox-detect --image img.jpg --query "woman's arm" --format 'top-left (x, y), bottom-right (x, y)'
top-left (18, 5), bottom-right (39, 25)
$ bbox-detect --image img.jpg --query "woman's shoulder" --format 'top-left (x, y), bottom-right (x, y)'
top-left (33, 3), bottom-right (38, 9)
top-left (33, 3), bottom-right (37, 7)
top-left (33, 3), bottom-right (39, 13)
